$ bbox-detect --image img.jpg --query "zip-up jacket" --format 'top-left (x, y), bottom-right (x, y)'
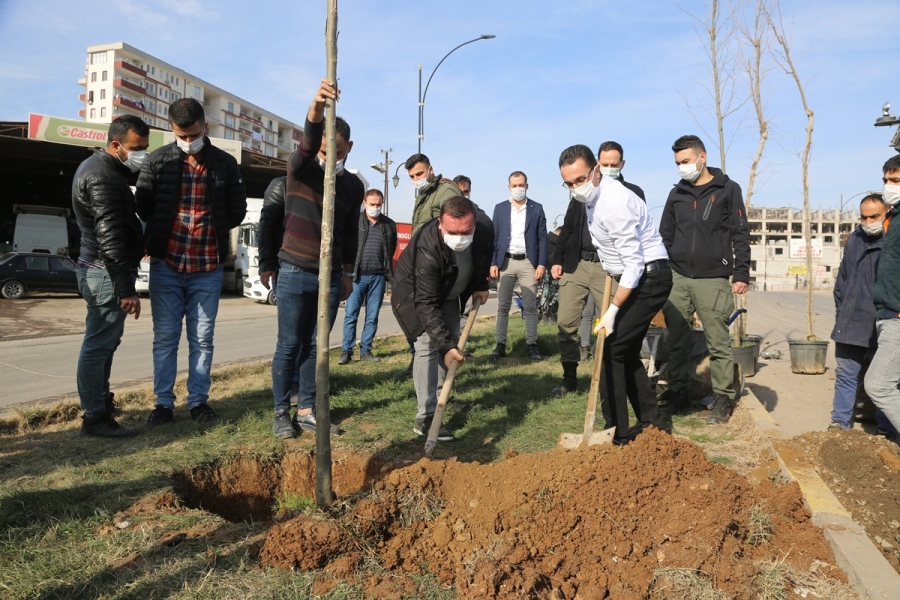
top-left (658, 167), bottom-right (750, 283)
top-left (874, 207), bottom-right (900, 319)
top-left (832, 226), bottom-right (882, 347)
top-left (352, 211), bottom-right (397, 283)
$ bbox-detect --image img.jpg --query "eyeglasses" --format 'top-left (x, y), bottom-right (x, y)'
top-left (561, 168), bottom-right (594, 190)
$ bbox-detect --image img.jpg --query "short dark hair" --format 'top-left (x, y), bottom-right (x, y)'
top-left (452, 175), bottom-right (471, 187)
top-left (883, 155), bottom-right (900, 175)
top-left (558, 145), bottom-right (597, 170)
top-left (405, 153), bottom-right (430, 170)
top-left (672, 135), bottom-right (706, 154)
top-left (508, 171), bottom-right (527, 184)
top-left (860, 193), bottom-right (887, 207)
top-left (364, 188), bottom-right (383, 200)
top-left (333, 116), bottom-right (351, 142)
top-left (108, 115), bottom-right (149, 144)
top-left (597, 141), bottom-right (624, 158)
top-left (169, 98), bottom-right (205, 128)
top-left (439, 196), bottom-right (476, 220)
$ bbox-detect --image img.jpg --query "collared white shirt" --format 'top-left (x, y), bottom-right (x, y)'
top-left (585, 176), bottom-right (668, 289)
top-left (508, 199), bottom-right (527, 254)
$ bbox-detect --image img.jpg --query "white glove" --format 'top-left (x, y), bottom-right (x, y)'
top-left (593, 304), bottom-right (620, 336)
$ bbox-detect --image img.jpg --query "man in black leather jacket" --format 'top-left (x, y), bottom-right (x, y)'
top-left (72, 115), bottom-right (148, 437)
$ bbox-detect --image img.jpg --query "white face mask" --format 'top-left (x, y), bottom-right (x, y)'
top-left (177, 136), bottom-right (205, 155)
top-left (678, 159), bottom-right (703, 183)
top-left (599, 166), bottom-right (621, 179)
top-left (861, 221), bottom-right (884, 237)
top-left (510, 188), bottom-right (527, 202)
top-left (571, 167), bottom-right (598, 203)
top-left (444, 233), bottom-right (474, 252)
top-left (365, 206), bottom-right (382, 218)
top-left (883, 183), bottom-right (900, 207)
top-left (413, 176), bottom-right (431, 191)
top-left (118, 147), bottom-right (146, 172)
top-left (316, 154), bottom-right (345, 175)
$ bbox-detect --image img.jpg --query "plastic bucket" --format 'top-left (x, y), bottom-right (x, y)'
top-left (788, 340), bottom-right (829, 374)
top-left (732, 345), bottom-right (756, 377)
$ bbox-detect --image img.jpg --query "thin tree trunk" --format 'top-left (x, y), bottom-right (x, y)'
top-left (315, 0), bottom-right (338, 508)
top-left (744, 0), bottom-right (769, 208)
top-left (709, 0), bottom-right (727, 173)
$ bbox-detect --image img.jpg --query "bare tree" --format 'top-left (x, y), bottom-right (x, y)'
top-left (765, 1), bottom-right (816, 340)
top-left (739, 0), bottom-right (772, 207)
top-left (678, 0), bottom-right (748, 173)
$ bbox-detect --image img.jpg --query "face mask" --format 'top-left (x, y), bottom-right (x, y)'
top-left (571, 167), bottom-right (597, 203)
top-left (413, 176), bottom-right (431, 191)
top-left (510, 188), bottom-right (527, 201)
top-left (678, 159), bottom-right (703, 183)
top-left (316, 155), bottom-right (345, 175)
top-left (118, 147), bottom-right (146, 172)
top-left (177, 136), bottom-right (205, 155)
top-left (365, 206), bottom-right (382, 218)
top-left (599, 167), bottom-right (621, 179)
top-left (444, 233), bottom-right (474, 252)
top-left (862, 221), bottom-right (884, 237)
top-left (883, 183), bottom-right (900, 207)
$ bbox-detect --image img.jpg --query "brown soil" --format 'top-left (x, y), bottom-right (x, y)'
top-left (181, 429), bottom-right (846, 599)
top-left (775, 430), bottom-right (900, 574)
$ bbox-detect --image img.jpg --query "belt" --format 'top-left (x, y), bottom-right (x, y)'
top-left (612, 259), bottom-right (670, 282)
top-left (580, 251), bottom-right (601, 262)
top-left (505, 252), bottom-right (527, 260)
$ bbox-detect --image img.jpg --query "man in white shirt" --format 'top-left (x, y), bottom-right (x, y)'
top-left (489, 171), bottom-right (548, 360)
top-left (558, 144), bottom-right (673, 445)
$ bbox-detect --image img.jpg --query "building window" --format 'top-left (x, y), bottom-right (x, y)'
top-left (227, 101), bottom-right (234, 113)
top-left (164, 89), bottom-right (168, 99)
top-left (102, 70), bottom-right (107, 82)
top-left (774, 248), bottom-right (784, 255)
top-left (91, 72), bottom-right (97, 82)
top-left (224, 130), bottom-right (234, 140)
top-left (225, 115), bottom-right (234, 128)
top-left (193, 85), bottom-right (201, 98)
top-left (268, 119), bottom-right (273, 129)
top-left (100, 107), bottom-right (106, 118)
top-left (266, 132), bottom-right (273, 143)
top-left (90, 108), bottom-right (96, 118)
top-left (90, 52), bottom-right (107, 64)
top-left (150, 66), bottom-right (155, 75)
top-left (100, 89), bottom-right (106, 100)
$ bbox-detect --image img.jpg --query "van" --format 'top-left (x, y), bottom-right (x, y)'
top-left (13, 205), bottom-right (69, 255)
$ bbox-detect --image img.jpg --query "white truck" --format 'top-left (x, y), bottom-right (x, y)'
top-left (13, 205), bottom-right (70, 256)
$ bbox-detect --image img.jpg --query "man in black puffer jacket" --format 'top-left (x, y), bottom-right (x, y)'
top-left (72, 114), bottom-right (148, 438)
top-left (136, 98), bottom-right (247, 428)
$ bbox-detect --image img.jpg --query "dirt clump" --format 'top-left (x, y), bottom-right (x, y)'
top-left (776, 429), bottom-right (900, 574)
top-left (260, 428), bottom-right (845, 598)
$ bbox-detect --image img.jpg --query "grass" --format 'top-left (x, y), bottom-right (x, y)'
top-left (0, 317), bottom-right (771, 599)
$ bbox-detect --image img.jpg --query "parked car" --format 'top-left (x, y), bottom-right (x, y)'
top-left (0, 252), bottom-right (79, 299)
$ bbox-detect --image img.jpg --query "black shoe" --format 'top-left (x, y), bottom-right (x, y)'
top-left (527, 344), bottom-right (543, 361)
top-left (105, 393), bottom-right (121, 416)
top-left (189, 403), bottom-right (221, 426)
top-left (273, 411), bottom-right (296, 439)
top-left (399, 358), bottom-right (413, 378)
top-left (359, 351), bottom-right (381, 362)
top-left (657, 388), bottom-right (691, 413)
top-left (337, 351), bottom-right (352, 365)
top-left (414, 417), bottom-right (456, 442)
top-left (580, 345), bottom-right (592, 362)
top-left (552, 362), bottom-right (578, 397)
top-left (147, 406), bottom-right (174, 427)
top-left (489, 343), bottom-right (506, 359)
top-left (81, 415), bottom-right (138, 438)
top-left (292, 412), bottom-right (317, 433)
top-left (706, 394), bottom-right (737, 425)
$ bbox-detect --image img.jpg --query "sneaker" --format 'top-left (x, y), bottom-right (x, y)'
top-left (81, 415), bottom-right (138, 438)
top-left (273, 411), bottom-right (296, 439)
top-left (489, 343), bottom-right (506, 359)
top-left (337, 351), bottom-right (352, 365)
top-left (105, 393), bottom-right (121, 416)
top-left (828, 421), bottom-right (845, 431)
top-left (706, 394), bottom-right (736, 425)
top-left (580, 345), bottom-right (592, 362)
top-left (293, 411), bottom-right (317, 433)
top-left (189, 403), bottom-right (221, 426)
top-left (359, 351), bottom-right (381, 362)
top-left (414, 418), bottom-right (456, 442)
top-left (527, 344), bottom-right (543, 361)
top-left (147, 406), bottom-right (174, 427)
top-left (399, 358), bottom-right (414, 378)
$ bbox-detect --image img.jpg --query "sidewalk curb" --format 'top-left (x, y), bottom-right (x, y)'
top-left (741, 388), bottom-right (900, 599)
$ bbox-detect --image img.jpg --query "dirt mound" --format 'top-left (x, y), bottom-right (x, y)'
top-left (776, 430), bottom-right (900, 574)
top-left (260, 429), bottom-right (843, 598)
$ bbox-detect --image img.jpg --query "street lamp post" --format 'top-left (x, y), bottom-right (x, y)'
top-left (418, 34), bottom-right (495, 153)
top-left (370, 148), bottom-right (392, 216)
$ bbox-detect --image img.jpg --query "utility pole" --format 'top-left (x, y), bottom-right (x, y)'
top-left (369, 148), bottom-right (393, 216)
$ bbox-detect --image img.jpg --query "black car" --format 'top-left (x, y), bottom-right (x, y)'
top-left (0, 252), bottom-right (79, 299)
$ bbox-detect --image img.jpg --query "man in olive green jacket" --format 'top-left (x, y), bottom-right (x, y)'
top-left (406, 153), bottom-right (463, 233)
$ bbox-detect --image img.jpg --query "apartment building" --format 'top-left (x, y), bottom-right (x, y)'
top-left (746, 206), bottom-right (858, 291)
top-left (78, 42), bottom-right (301, 160)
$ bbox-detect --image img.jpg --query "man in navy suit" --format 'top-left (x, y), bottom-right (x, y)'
top-left (489, 171), bottom-right (548, 360)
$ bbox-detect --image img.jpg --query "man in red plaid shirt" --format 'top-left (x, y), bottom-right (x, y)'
top-left (136, 99), bottom-right (247, 427)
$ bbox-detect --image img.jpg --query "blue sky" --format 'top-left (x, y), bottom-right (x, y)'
top-left (0, 0), bottom-right (897, 225)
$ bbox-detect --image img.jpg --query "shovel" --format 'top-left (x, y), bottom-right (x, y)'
top-left (424, 297), bottom-right (482, 458)
top-left (558, 274), bottom-right (616, 449)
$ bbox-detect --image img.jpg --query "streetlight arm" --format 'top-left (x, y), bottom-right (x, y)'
top-left (422, 36), bottom-right (492, 104)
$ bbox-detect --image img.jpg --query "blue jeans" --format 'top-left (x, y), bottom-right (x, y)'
top-left (341, 274), bottom-right (386, 354)
top-left (76, 268), bottom-right (127, 419)
top-left (272, 263), bottom-right (340, 413)
top-left (865, 319), bottom-right (900, 434)
top-left (149, 260), bottom-right (223, 409)
top-left (832, 342), bottom-right (867, 428)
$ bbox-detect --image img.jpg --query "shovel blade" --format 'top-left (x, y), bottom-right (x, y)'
top-left (556, 427), bottom-right (616, 449)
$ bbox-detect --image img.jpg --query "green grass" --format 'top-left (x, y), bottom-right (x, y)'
top-left (0, 317), bottom-right (704, 599)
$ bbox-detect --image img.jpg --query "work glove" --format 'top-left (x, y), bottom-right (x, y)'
top-left (593, 304), bottom-right (620, 336)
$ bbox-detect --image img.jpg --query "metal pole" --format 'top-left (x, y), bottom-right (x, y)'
top-left (315, 0), bottom-right (338, 509)
top-left (417, 64), bottom-right (422, 153)
top-left (382, 149), bottom-right (391, 215)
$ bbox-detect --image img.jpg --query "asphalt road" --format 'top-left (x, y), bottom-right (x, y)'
top-left (0, 293), bottom-right (499, 414)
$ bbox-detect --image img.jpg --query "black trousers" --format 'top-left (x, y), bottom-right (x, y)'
top-left (600, 268), bottom-right (673, 442)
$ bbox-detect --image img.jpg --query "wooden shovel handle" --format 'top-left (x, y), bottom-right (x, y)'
top-left (583, 275), bottom-right (614, 440)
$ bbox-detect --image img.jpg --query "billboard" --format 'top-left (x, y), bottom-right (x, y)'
top-left (28, 113), bottom-right (242, 161)
top-left (789, 238), bottom-right (822, 259)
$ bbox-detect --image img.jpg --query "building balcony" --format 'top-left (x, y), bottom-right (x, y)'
top-left (114, 60), bottom-right (146, 77)
top-left (114, 78), bottom-right (145, 95)
top-left (79, 93), bottom-right (86, 102)
top-left (239, 112), bottom-right (262, 126)
top-left (78, 109), bottom-right (86, 118)
top-left (113, 97), bottom-right (147, 113)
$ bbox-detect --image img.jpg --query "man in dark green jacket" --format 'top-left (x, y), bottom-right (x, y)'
top-left (406, 153), bottom-right (462, 233)
top-left (659, 135), bottom-right (750, 426)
